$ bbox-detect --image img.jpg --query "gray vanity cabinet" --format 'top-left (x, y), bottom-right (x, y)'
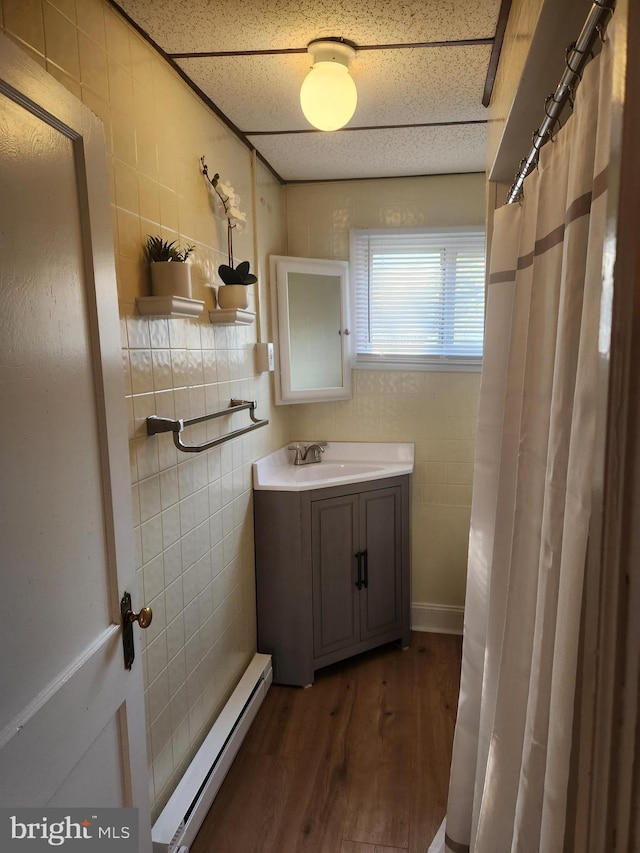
top-left (254, 476), bottom-right (410, 686)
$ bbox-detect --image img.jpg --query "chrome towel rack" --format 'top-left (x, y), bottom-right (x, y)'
top-left (146, 399), bottom-right (268, 453)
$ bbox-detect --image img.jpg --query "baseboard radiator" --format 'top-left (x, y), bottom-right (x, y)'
top-left (152, 653), bottom-right (273, 853)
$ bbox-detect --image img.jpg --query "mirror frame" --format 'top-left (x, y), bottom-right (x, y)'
top-left (270, 255), bottom-right (352, 405)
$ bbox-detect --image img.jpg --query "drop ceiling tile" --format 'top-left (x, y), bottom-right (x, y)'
top-left (178, 45), bottom-right (490, 133)
top-left (117, 0), bottom-right (501, 53)
top-left (248, 124), bottom-right (487, 181)
top-left (353, 45), bottom-right (491, 127)
top-left (176, 53), bottom-right (310, 132)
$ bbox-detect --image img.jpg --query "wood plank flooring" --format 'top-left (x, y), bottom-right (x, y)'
top-left (191, 632), bottom-right (462, 853)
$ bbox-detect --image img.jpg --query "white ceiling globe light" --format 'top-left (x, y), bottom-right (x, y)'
top-left (300, 39), bottom-right (357, 131)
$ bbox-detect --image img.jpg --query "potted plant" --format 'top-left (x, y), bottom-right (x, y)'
top-left (201, 157), bottom-right (257, 309)
top-left (145, 235), bottom-right (195, 299)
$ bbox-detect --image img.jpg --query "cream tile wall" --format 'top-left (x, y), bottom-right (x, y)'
top-left (0, 0), bottom-right (288, 818)
top-left (285, 174), bottom-right (485, 609)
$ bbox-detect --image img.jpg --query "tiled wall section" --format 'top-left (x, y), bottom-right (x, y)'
top-left (0, 0), bottom-right (288, 818)
top-left (285, 175), bottom-right (485, 607)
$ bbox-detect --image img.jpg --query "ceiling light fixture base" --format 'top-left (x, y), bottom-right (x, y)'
top-left (306, 38), bottom-right (357, 66)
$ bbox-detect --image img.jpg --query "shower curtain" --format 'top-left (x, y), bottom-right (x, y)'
top-left (429, 27), bottom-right (614, 853)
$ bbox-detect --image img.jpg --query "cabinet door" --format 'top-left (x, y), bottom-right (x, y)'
top-left (311, 494), bottom-right (360, 658)
top-left (359, 486), bottom-right (403, 641)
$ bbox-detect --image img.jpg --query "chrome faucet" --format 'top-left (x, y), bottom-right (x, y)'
top-left (303, 442), bottom-right (327, 463)
top-left (288, 441), bottom-right (327, 465)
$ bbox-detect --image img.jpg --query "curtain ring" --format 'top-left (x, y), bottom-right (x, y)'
top-left (543, 94), bottom-right (555, 120)
top-left (532, 128), bottom-right (546, 150)
top-left (507, 182), bottom-right (524, 206)
top-left (543, 95), bottom-right (560, 142)
top-left (565, 41), bottom-right (585, 79)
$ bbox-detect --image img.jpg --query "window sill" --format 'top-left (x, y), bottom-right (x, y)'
top-left (353, 357), bottom-right (482, 372)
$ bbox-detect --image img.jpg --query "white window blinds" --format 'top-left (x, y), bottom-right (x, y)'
top-left (350, 228), bottom-right (486, 367)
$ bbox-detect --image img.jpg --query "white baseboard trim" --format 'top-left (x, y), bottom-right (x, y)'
top-left (411, 602), bottom-right (464, 635)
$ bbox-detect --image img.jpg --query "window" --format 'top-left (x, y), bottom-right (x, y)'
top-left (350, 227), bottom-right (486, 369)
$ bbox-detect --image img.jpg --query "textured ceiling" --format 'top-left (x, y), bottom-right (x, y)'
top-left (115, 0), bottom-right (504, 182)
top-left (252, 125), bottom-right (489, 182)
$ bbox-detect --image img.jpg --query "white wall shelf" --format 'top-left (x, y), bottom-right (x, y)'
top-left (209, 309), bottom-right (255, 325)
top-left (136, 295), bottom-right (205, 318)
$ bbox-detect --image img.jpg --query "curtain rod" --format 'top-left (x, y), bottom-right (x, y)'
top-left (507, 0), bottom-right (616, 204)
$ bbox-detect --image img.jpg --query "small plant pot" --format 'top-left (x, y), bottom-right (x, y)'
top-left (217, 284), bottom-right (249, 310)
top-left (150, 262), bottom-right (192, 298)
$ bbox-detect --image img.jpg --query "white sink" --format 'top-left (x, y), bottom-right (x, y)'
top-left (253, 442), bottom-right (414, 491)
top-left (293, 462), bottom-right (385, 480)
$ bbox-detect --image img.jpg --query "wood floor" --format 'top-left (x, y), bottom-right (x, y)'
top-left (191, 632), bottom-right (462, 853)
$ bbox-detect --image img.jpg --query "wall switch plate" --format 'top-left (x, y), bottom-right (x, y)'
top-left (255, 342), bottom-right (275, 372)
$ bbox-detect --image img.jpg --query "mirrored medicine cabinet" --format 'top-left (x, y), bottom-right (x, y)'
top-left (270, 255), bottom-right (352, 405)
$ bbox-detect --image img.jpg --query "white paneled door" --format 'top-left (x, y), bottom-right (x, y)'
top-left (0, 33), bottom-right (151, 848)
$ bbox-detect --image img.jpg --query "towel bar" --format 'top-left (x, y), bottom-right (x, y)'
top-left (146, 399), bottom-right (268, 453)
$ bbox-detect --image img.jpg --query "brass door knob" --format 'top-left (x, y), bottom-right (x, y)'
top-left (128, 606), bottom-right (153, 629)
